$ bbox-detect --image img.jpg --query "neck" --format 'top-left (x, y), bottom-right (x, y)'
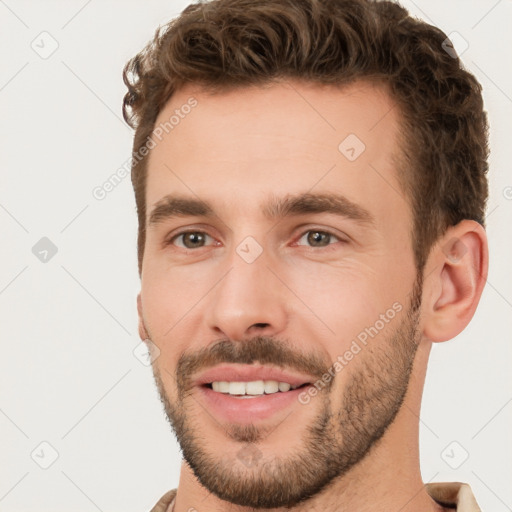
top-left (173, 341), bottom-right (445, 512)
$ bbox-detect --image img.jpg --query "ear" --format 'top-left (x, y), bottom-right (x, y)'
top-left (422, 220), bottom-right (489, 342)
top-left (137, 293), bottom-right (150, 341)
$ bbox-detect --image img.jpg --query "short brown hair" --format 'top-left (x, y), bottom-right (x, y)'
top-left (123, 0), bottom-right (489, 276)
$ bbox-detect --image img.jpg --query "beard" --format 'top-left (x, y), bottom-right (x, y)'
top-left (150, 273), bottom-right (423, 509)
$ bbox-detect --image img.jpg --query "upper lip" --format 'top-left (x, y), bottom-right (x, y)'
top-left (194, 364), bottom-right (315, 387)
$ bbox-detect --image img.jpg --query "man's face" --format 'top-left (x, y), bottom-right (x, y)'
top-left (139, 80), bottom-right (422, 507)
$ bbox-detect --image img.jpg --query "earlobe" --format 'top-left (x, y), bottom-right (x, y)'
top-left (423, 220), bottom-right (488, 343)
top-left (137, 293), bottom-right (150, 341)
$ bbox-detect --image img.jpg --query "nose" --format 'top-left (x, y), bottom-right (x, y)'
top-left (205, 247), bottom-right (288, 341)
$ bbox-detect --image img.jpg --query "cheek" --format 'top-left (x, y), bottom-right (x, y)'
top-left (141, 262), bottom-right (182, 339)
top-left (141, 258), bottom-right (217, 341)
top-left (284, 260), bottom-right (377, 320)
top-left (283, 258), bottom-right (407, 351)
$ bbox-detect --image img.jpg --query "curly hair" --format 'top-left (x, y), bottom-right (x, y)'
top-left (122, 0), bottom-right (489, 276)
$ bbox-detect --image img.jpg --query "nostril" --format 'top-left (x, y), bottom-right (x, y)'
top-left (253, 323), bottom-right (269, 328)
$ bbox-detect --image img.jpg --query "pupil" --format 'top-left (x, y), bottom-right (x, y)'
top-left (308, 231), bottom-right (329, 246)
top-left (185, 232), bottom-right (204, 248)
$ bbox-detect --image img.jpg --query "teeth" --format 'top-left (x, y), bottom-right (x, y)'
top-left (279, 382), bottom-right (291, 392)
top-left (246, 380), bottom-right (264, 395)
top-left (229, 382), bottom-right (246, 395)
top-left (210, 380), bottom-right (303, 396)
top-left (264, 380), bottom-right (279, 394)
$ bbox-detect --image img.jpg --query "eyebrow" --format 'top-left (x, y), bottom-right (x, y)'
top-left (148, 192), bottom-right (375, 227)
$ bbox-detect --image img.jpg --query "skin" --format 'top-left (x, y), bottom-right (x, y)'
top-left (137, 80), bottom-right (488, 512)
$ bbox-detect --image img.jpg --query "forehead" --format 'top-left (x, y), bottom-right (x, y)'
top-left (145, 79), bottom-right (409, 228)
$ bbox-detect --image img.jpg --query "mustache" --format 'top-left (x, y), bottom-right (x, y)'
top-left (175, 335), bottom-right (332, 394)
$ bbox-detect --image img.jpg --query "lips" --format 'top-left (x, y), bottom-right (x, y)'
top-left (193, 364), bottom-right (315, 388)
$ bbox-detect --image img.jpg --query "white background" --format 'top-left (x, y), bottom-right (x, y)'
top-left (1, 1), bottom-right (511, 511)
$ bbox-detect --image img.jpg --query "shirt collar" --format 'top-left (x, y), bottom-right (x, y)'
top-left (426, 482), bottom-right (482, 511)
top-left (154, 482), bottom-right (482, 511)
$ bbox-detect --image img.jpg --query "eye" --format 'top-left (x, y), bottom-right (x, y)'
top-left (170, 230), bottom-right (216, 249)
top-left (166, 228), bottom-right (344, 251)
top-left (295, 229), bottom-right (343, 248)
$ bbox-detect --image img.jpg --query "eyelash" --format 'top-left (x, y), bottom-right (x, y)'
top-left (167, 228), bottom-right (345, 250)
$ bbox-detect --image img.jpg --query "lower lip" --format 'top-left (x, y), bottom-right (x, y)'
top-left (197, 385), bottom-right (311, 424)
